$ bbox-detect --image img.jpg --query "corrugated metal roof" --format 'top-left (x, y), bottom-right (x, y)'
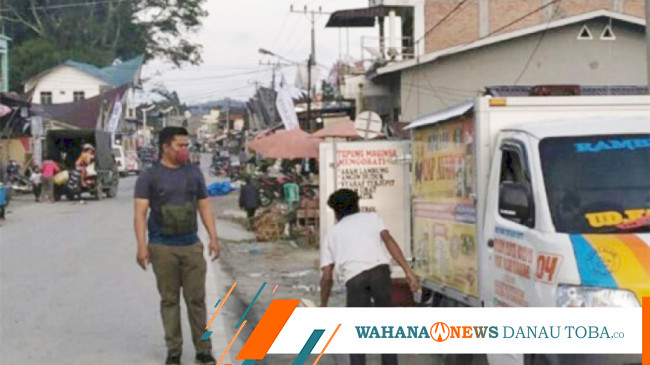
top-left (326, 6), bottom-right (391, 27)
top-left (64, 55), bottom-right (144, 86)
top-left (486, 85), bottom-right (649, 97)
top-left (405, 99), bottom-right (474, 130)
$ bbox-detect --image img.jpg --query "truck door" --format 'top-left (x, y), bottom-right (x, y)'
top-left (481, 134), bottom-right (537, 308)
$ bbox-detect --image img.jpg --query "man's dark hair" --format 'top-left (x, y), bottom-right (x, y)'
top-left (158, 127), bottom-right (189, 155)
top-left (327, 189), bottom-right (360, 221)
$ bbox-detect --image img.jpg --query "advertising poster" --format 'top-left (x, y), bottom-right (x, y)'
top-left (412, 116), bottom-right (478, 297)
top-left (319, 141), bottom-right (411, 277)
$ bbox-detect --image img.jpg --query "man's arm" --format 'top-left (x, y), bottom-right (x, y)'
top-left (320, 264), bottom-right (334, 307)
top-left (380, 230), bottom-right (420, 292)
top-left (134, 198), bottom-right (150, 270)
top-left (198, 198), bottom-right (220, 261)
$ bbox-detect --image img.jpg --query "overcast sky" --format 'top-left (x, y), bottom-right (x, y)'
top-left (140, 0), bottom-right (379, 105)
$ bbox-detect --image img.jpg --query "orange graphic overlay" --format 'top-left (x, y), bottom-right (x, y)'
top-left (236, 299), bottom-right (301, 360)
top-left (207, 282), bottom-right (237, 330)
top-left (313, 324), bottom-right (342, 365)
top-left (617, 235), bottom-right (650, 278)
top-left (641, 297), bottom-right (650, 365)
top-left (217, 320), bottom-right (247, 365)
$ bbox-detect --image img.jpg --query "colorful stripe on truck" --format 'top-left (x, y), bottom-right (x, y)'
top-left (570, 234), bottom-right (650, 303)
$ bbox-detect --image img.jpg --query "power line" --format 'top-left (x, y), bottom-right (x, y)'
top-left (270, 11), bottom-right (291, 51)
top-left (482, 0), bottom-right (562, 39)
top-left (514, 0), bottom-right (564, 85)
top-left (0, 0), bottom-right (123, 12)
top-left (276, 17), bottom-right (303, 55)
top-left (415, 0), bottom-right (469, 47)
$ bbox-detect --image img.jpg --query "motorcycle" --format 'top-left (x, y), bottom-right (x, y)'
top-left (209, 155), bottom-right (231, 177)
top-left (254, 173), bottom-right (318, 207)
top-left (10, 175), bottom-right (31, 194)
top-left (6, 161), bottom-right (31, 194)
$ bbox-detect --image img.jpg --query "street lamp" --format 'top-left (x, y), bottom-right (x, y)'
top-left (258, 48), bottom-right (299, 65)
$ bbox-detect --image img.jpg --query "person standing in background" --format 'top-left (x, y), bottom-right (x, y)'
top-left (29, 166), bottom-right (42, 202)
top-left (41, 160), bottom-right (60, 203)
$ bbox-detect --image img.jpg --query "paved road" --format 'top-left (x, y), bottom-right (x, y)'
top-left (0, 170), bottom-right (238, 365)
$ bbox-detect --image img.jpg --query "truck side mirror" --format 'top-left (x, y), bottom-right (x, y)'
top-left (499, 181), bottom-right (533, 225)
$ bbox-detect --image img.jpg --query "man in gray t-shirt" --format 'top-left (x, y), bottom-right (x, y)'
top-left (134, 127), bottom-right (220, 365)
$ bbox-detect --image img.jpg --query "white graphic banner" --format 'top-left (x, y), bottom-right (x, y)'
top-left (268, 308), bottom-right (642, 354)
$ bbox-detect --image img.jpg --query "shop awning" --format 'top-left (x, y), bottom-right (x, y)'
top-left (405, 100), bottom-right (474, 130)
top-left (326, 6), bottom-right (392, 28)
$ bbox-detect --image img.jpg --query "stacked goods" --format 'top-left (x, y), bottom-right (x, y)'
top-left (253, 203), bottom-right (289, 242)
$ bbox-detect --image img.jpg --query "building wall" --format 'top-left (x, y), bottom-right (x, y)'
top-left (423, 0), bottom-right (644, 53)
top-left (25, 66), bottom-right (110, 104)
top-left (400, 19), bottom-right (646, 120)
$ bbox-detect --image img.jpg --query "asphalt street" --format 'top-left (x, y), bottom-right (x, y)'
top-left (0, 170), bottom-right (239, 365)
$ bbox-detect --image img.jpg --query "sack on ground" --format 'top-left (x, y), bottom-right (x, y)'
top-left (53, 170), bottom-right (69, 186)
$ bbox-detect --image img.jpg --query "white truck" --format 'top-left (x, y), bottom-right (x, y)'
top-left (408, 95), bottom-right (649, 364)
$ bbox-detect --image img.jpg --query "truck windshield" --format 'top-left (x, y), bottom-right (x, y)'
top-left (540, 134), bottom-right (650, 234)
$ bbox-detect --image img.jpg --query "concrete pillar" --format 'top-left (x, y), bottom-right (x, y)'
top-left (389, 10), bottom-right (397, 56)
top-left (613, 0), bottom-right (624, 13)
top-left (479, 0), bottom-right (489, 37)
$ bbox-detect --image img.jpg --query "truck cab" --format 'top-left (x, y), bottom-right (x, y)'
top-left (481, 117), bottom-right (649, 309)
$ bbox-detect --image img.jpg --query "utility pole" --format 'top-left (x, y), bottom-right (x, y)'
top-left (225, 99), bottom-right (231, 136)
top-left (290, 5), bottom-right (331, 132)
top-left (646, 0), bottom-right (650, 94)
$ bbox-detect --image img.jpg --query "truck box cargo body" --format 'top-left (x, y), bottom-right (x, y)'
top-left (408, 95), bottom-right (650, 310)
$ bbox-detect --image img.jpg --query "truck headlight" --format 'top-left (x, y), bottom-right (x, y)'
top-left (557, 285), bottom-right (639, 307)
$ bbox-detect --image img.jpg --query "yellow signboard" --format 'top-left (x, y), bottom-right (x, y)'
top-left (412, 116), bottom-right (478, 297)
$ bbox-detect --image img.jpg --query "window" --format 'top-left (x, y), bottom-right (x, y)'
top-left (40, 92), bottom-right (53, 105)
top-left (540, 134), bottom-right (650, 233)
top-left (498, 146), bottom-right (534, 227)
top-left (73, 91), bottom-right (85, 102)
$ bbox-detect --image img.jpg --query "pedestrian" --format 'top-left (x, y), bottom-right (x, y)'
top-left (134, 126), bottom-right (220, 365)
top-left (75, 144), bottom-right (95, 188)
top-left (29, 166), bottom-right (42, 202)
top-left (319, 189), bottom-right (420, 365)
top-left (41, 159), bottom-right (60, 203)
top-left (238, 149), bottom-right (247, 168)
top-left (239, 176), bottom-right (261, 229)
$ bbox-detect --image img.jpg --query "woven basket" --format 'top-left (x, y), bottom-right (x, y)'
top-left (254, 203), bottom-right (289, 242)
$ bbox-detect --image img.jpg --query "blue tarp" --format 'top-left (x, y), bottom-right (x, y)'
top-left (207, 181), bottom-right (237, 197)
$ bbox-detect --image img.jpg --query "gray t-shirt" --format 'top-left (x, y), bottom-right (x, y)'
top-left (134, 163), bottom-right (208, 245)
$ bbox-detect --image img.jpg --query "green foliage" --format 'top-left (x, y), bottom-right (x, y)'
top-left (3, 0), bottom-right (208, 91)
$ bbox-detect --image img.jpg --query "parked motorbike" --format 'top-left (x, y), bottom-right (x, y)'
top-left (10, 175), bottom-right (31, 194)
top-left (254, 173), bottom-right (318, 207)
top-left (6, 161), bottom-right (31, 194)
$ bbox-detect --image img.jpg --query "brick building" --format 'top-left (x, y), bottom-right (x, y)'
top-left (423, 0), bottom-right (645, 54)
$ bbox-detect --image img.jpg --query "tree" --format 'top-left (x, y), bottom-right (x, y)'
top-left (2, 0), bottom-right (207, 91)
